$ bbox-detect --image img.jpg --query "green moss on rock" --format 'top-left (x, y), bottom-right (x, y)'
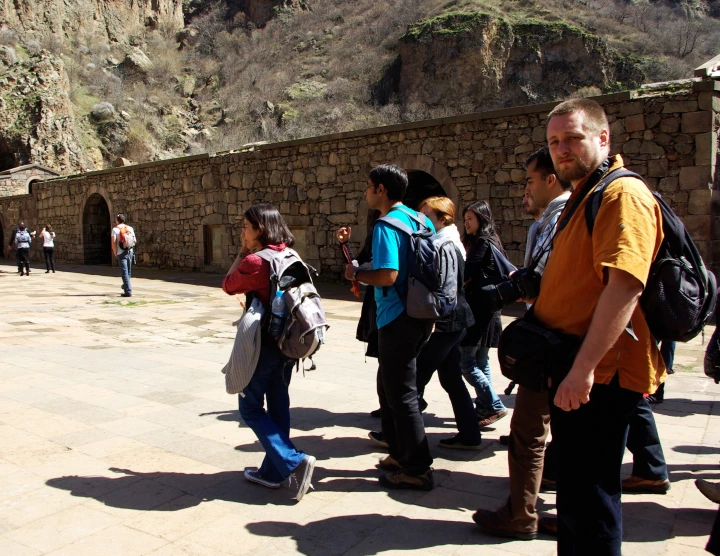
top-left (402, 11), bottom-right (496, 43)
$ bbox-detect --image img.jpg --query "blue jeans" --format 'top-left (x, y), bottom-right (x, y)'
top-left (118, 250), bottom-right (133, 294)
top-left (459, 345), bottom-right (505, 417)
top-left (239, 345), bottom-right (305, 483)
top-left (627, 397), bottom-right (668, 481)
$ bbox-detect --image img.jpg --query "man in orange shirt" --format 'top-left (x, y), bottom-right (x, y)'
top-left (517, 99), bottom-right (664, 555)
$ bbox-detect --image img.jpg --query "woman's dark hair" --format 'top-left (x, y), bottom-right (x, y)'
top-left (45, 224), bottom-right (53, 232)
top-left (369, 164), bottom-right (408, 202)
top-left (243, 204), bottom-right (295, 247)
top-left (463, 201), bottom-right (504, 253)
top-left (18, 221), bottom-right (25, 231)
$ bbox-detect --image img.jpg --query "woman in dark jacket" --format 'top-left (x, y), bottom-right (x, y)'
top-left (223, 204), bottom-right (315, 501)
top-left (460, 201), bottom-right (508, 427)
top-left (414, 196), bottom-right (482, 450)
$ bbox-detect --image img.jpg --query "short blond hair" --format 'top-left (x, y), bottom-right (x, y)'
top-left (419, 196), bottom-right (455, 226)
top-left (547, 98), bottom-right (609, 136)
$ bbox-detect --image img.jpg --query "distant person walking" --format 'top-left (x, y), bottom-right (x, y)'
top-left (8, 219), bottom-right (21, 272)
top-left (14, 222), bottom-right (31, 276)
top-left (111, 214), bottom-right (135, 297)
top-left (41, 224), bottom-right (56, 273)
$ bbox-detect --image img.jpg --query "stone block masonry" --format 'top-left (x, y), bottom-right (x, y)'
top-left (1, 80), bottom-right (718, 280)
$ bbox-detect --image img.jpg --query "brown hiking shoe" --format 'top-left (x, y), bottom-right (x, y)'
top-left (478, 409), bottom-right (509, 428)
top-left (622, 475), bottom-right (670, 494)
top-left (696, 479), bottom-right (720, 504)
top-left (538, 515), bottom-right (558, 536)
top-left (472, 509), bottom-right (537, 540)
top-left (377, 455), bottom-right (401, 471)
top-left (379, 469), bottom-right (433, 491)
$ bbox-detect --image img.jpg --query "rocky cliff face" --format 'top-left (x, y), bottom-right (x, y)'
top-left (0, 52), bottom-right (86, 173)
top-left (0, 0), bottom-right (184, 42)
top-left (380, 12), bottom-right (644, 111)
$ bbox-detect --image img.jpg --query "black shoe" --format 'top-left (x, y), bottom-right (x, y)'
top-left (45, 270), bottom-right (50, 273)
top-left (120, 292), bottom-right (132, 297)
top-left (499, 435), bottom-right (510, 446)
top-left (370, 408), bottom-right (382, 418)
top-left (379, 469), bottom-right (433, 491)
top-left (438, 435), bottom-right (482, 451)
top-left (368, 431), bottom-right (389, 449)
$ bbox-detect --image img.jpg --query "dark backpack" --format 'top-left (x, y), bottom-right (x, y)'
top-left (585, 168), bottom-right (717, 342)
top-left (379, 208), bottom-right (459, 320)
top-left (255, 248), bottom-right (329, 361)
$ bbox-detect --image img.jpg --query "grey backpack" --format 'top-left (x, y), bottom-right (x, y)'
top-left (256, 248), bottom-right (329, 361)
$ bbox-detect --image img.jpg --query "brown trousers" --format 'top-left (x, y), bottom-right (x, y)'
top-left (498, 385), bottom-right (550, 531)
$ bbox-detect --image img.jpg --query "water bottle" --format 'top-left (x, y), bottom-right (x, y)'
top-left (269, 290), bottom-right (285, 339)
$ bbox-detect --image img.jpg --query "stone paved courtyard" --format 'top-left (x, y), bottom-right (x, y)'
top-left (0, 260), bottom-right (719, 555)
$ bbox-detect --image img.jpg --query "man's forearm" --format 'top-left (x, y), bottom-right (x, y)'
top-left (354, 268), bottom-right (397, 287)
top-left (572, 269), bottom-right (643, 376)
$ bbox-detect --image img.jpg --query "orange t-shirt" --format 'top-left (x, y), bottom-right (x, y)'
top-left (534, 155), bottom-right (666, 394)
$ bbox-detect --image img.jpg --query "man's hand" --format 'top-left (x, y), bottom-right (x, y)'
top-left (553, 367), bottom-right (594, 411)
top-left (552, 267), bottom-right (643, 412)
top-left (337, 226), bottom-right (351, 244)
top-left (344, 263), bottom-right (357, 281)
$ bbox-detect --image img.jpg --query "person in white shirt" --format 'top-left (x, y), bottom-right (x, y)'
top-left (41, 224), bottom-right (56, 273)
top-left (111, 214), bottom-right (135, 297)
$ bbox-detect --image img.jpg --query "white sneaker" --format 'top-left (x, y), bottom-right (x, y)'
top-left (284, 455), bottom-right (316, 501)
top-left (244, 468), bottom-right (281, 489)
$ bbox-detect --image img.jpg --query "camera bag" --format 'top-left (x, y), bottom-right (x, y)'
top-left (498, 311), bottom-right (581, 392)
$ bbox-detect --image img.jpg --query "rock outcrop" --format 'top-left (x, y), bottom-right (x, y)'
top-left (0, 52), bottom-right (86, 173)
top-left (376, 12), bottom-right (645, 110)
top-left (0, 1), bottom-right (184, 43)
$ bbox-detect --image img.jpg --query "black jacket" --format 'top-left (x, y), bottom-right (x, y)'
top-left (462, 236), bottom-right (504, 347)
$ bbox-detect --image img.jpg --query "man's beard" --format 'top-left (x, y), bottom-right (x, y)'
top-left (556, 156), bottom-right (595, 183)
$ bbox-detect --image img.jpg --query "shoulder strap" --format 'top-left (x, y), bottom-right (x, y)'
top-left (584, 169), bottom-right (647, 236)
top-left (379, 215), bottom-right (416, 236)
top-left (383, 206), bottom-right (432, 231)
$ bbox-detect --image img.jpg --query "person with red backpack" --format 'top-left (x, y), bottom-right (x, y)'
top-left (222, 204), bottom-right (316, 502)
top-left (111, 214), bottom-right (136, 297)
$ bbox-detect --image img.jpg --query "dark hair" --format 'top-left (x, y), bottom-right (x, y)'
top-left (547, 98), bottom-right (609, 136)
top-left (367, 209), bottom-right (381, 229)
top-left (116, 213), bottom-right (126, 224)
top-left (369, 164), bottom-right (408, 202)
top-left (525, 146), bottom-right (572, 191)
top-left (244, 204), bottom-right (295, 247)
top-left (462, 201), bottom-right (504, 253)
top-left (18, 221), bottom-right (25, 231)
top-left (45, 224), bottom-right (53, 232)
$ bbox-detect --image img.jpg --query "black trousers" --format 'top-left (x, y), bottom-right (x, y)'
top-left (377, 312), bottom-right (433, 476)
top-left (44, 247), bottom-right (55, 272)
top-left (17, 247), bottom-right (29, 273)
top-left (550, 375), bottom-right (643, 556)
top-left (416, 329), bottom-right (481, 444)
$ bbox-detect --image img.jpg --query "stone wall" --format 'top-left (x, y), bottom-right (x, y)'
top-left (1, 80), bottom-right (718, 279)
top-left (0, 165), bottom-right (58, 198)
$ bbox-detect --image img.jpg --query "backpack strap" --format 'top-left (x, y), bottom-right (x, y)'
top-left (584, 168), bottom-right (647, 236)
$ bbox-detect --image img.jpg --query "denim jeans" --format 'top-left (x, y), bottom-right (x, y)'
top-left (459, 345), bottom-right (506, 417)
top-left (239, 345), bottom-right (305, 483)
top-left (117, 249), bottom-right (133, 294)
top-left (416, 329), bottom-right (480, 444)
top-left (626, 396), bottom-right (668, 481)
top-left (550, 375), bottom-right (643, 556)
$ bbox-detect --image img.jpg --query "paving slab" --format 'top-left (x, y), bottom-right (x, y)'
top-left (0, 261), bottom-right (718, 555)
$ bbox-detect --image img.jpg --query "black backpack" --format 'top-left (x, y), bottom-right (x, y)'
top-left (585, 169), bottom-right (717, 342)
